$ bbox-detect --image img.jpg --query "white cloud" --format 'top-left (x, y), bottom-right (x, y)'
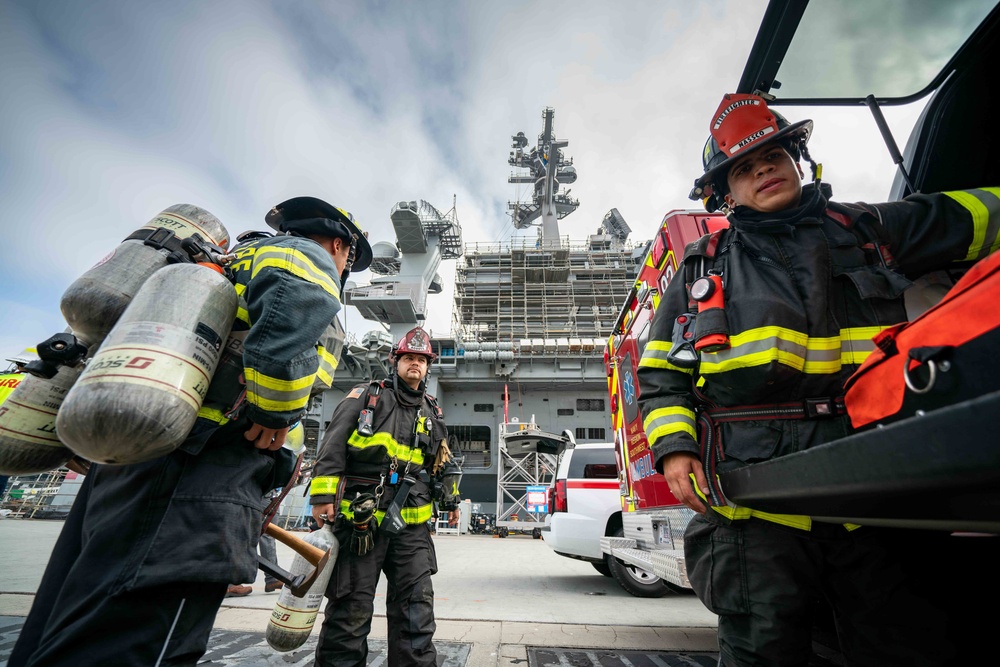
top-left (0, 0), bottom-right (932, 359)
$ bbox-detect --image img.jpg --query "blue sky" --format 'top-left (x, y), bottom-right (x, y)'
top-left (0, 0), bottom-right (925, 360)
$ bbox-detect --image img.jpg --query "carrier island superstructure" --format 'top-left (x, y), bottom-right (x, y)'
top-left (311, 108), bottom-right (646, 513)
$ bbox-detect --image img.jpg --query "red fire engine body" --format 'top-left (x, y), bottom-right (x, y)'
top-left (601, 209), bottom-right (727, 590)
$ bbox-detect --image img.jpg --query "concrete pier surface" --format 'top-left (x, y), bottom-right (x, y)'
top-left (0, 518), bottom-right (719, 666)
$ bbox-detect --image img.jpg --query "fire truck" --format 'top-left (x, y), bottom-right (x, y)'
top-left (600, 210), bottom-right (727, 590)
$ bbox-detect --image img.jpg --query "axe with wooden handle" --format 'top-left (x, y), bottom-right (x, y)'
top-left (256, 523), bottom-right (332, 597)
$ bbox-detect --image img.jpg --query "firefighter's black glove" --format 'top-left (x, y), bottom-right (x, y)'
top-left (348, 493), bottom-right (378, 556)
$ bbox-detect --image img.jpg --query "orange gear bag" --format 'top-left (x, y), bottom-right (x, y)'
top-left (844, 250), bottom-right (1000, 429)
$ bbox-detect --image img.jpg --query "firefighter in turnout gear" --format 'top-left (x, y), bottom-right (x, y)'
top-left (310, 326), bottom-right (460, 667)
top-left (639, 93), bottom-right (999, 666)
top-left (10, 196), bottom-right (371, 667)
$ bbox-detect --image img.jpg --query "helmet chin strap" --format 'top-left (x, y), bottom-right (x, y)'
top-left (799, 140), bottom-right (822, 188)
top-left (339, 234), bottom-right (359, 287)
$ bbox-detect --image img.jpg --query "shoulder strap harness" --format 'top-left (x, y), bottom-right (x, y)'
top-left (665, 228), bottom-right (730, 368)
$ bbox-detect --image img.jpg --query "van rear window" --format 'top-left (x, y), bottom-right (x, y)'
top-left (583, 463), bottom-right (618, 479)
top-left (568, 447), bottom-right (616, 479)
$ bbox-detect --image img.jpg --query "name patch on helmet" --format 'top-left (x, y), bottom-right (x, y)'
top-left (731, 126), bottom-right (775, 154)
top-left (713, 97), bottom-right (761, 130)
top-left (409, 329), bottom-right (429, 351)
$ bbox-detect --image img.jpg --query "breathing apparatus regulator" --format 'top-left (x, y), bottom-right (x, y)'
top-left (434, 457), bottom-right (464, 511)
top-left (3, 348), bottom-right (39, 373)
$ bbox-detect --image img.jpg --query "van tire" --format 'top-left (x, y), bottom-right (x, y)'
top-left (607, 527), bottom-right (671, 598)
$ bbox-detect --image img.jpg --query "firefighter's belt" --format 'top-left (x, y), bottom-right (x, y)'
top-left (696, 396), bottom-right (846, 508)
top-left (704, 397), bottom-right (846, 422)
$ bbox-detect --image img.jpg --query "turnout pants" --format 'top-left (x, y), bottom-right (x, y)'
top-left (685, 511), bottom-right (993, 667)
top-left (8, 471), bottom-right (228, 667)
top-left (316, 522), bottom-right (438, 667)
top-left (10, 419), bottom-right (276, 666)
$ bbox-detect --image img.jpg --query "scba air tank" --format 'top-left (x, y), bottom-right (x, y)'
top-left (0, 365), bottom-right (80, 475)
top-left (266, 524), bottom-right (339, 652)
top-left (60, 204), bottom-right (230, 348)
top-left (56, 262), bottom-right (238, 465)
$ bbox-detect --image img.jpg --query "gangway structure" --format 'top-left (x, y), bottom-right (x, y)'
top-left (494, 417), bottom-right (569, 536)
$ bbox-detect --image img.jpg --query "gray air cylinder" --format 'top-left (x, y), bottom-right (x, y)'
top-left (0, 365), bottom-right (80, 475)
top-left (266, 524), bottom-right (339, 651)
top-left (56, 262), bottom-right (238, 465)
top-left (60, 204), bottom-right (230, 349)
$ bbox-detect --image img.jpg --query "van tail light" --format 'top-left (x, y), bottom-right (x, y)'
top-left (553, 479), bottom-right (568, 513)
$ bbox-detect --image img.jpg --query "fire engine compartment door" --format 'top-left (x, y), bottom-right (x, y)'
top-left (718, 389), bottom-right (1000, 533)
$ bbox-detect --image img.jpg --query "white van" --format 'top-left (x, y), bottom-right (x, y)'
top-left (541, 442), bottom-right (675, 597)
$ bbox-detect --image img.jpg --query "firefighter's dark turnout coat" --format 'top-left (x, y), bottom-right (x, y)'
top-left (11, 234), bottom-right (345, 667)
top-left (310, 376), bottom-right (449, 524)
top-left (637, 183), bottom-right (999, 666)
top-left (309, 376), bottom-right (450, 667)
top-left (639, 183), bottom-right (1000, 527)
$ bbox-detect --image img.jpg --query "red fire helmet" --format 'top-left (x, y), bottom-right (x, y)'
top-left (389, 327), bottom-right (437, 364)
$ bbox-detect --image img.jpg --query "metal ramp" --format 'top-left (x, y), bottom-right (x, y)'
top-left (494, 418), bottom-right (568, 535)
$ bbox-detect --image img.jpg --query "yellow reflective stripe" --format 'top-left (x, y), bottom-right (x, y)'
top-left (692, 476), bottom-right (858, 530)
top-left (346, 431), bottom-right (426, 465)
top-left (841, 326), bottom-right (885, 342)
top-left (840, 326), bottom-right (884, 365)
top-left (245, 388), bottom-right (310, 413)
top-left (244, 367), bottom-right (315, 411)
top-left (711, 505), bottom-right (813, 529)
top-left (315, 345), bottom-right (338, 387)
top-left (639, 340), bottom-right (695, 375)
top-left (643, 406), bottom-right (696, 443)
top-left (246, 393), bottom-right (309, 413)
top-left (401, 504), bottom-right (433, 524)
top-left (196, 406), bottom-right (230, 424)
top-left (337, 500), bottom-right (432, 526)
top-left (701, 326), bottom-right (889, 375)
top-left (233, 284), bottom-right (250, 324)
top-left (691, 478), bottom-right (812, 528)
top-left (944, 187), bottom-right (1000, 261)
top-left (244, 368), bottom-right (314, 393)
top-left (310, 475), bottom-right (341, 496)
top-left (252, 246), bottom-right (341, 299)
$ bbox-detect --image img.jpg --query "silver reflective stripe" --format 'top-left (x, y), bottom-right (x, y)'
top-left (154, 597), bottom-right (186, 667)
